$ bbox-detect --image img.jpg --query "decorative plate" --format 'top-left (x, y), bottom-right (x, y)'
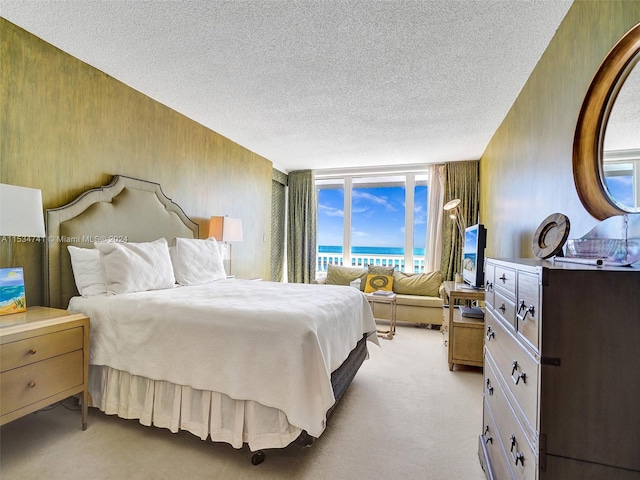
top-left (531, 213), bottom-right (570, 259)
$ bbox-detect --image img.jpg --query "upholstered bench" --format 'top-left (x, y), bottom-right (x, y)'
top-left (314, 264), bottom-right (444, 328)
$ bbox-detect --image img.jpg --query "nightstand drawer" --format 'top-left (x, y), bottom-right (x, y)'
top-left (0, 327), bottom-right (84, 372)
top-left (0, 350), bottom-right (84, 416)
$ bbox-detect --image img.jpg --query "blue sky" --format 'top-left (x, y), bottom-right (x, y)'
top-left (605, 175), bottom-right (634, 207)
top-left (318, 185), bottom-right (427, 249)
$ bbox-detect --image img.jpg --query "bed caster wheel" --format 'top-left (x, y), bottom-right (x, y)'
top-left (251, 450), bottom-right (265, 465)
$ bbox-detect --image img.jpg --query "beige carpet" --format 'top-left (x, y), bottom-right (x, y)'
top-left (0, 325), bottom-right (486, 480)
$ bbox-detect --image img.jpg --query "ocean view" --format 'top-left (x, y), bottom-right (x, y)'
top-left (319, 245), bottom-right (425, 256)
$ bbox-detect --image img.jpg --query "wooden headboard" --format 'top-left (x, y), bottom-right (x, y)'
top-left (45, 175), bottom-right (199, 309)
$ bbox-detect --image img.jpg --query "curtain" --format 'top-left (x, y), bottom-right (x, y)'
top-left (440, 161), bottom-right (480, 282)
top-left (425, 164), bottom-right (445, 272)
top-left (270, 169), bottom-right (288, 282)
top-left (287, 170), bottom-right (317, 283)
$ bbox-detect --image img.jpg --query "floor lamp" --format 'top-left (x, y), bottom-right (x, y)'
top-left (443, 198), bottom-right (466, 282)
top-left (208, 216), bottom-right (243, 275)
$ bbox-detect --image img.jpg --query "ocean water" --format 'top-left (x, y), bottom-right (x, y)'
top-left (318, 245), bottom-right (425, 256)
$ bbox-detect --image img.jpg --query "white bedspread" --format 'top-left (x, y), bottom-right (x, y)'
top-left (68, 279), bottom-right (378, 438)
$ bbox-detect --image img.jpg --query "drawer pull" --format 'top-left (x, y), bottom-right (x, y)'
top-left (28, 381), bottom-right (36, 388)
top-left (511, 360), bottom-right (527, 385)
top-left (511, 360), bottom-right (519, 376)
top-left (517, 301), bottom-right (535, 322)
top-left (485, 282), bottom-right (493, 292)
top-left (486, 378), bottom-right (494, 396)
top-left (484, 426), bottom-right (493, 444)
top-left (510, 436), bottom-right (525, 466)
top-left (499, 303), bottom-right (506, 314)
top-left (486, 326), bottom-right (495, 341)
top-left (499, 274), bottom-right (507, 282)
top-left (29, 349), bottom-right (37, 355)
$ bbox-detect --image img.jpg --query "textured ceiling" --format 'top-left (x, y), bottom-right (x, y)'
top-left (1, 1), bottom-right (573, 172)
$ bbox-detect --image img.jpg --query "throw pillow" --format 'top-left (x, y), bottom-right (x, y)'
top-left (392, 270), bottom-right (442, 297)
top-left (364, 274), bottom-right (394, 293)
top-left (367, 264), bottom-right (396, 276)
top-left (325, 264), bottom-right (368, 290)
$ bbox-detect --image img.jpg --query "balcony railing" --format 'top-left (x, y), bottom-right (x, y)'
top-left (317, 252), bottom-right (426, 275)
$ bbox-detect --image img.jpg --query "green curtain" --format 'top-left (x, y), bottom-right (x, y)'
top-left (270, 169), bottom-right (288, 282)
top-left (441, 160), bottom-right (480, 282)
top-left (287, 170), bottom-right (317, 283)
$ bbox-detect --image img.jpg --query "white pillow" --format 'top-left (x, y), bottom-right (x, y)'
top-left (94, 238), bottom-right (175, 295)
top-left (171, 237), bottom-right (226, 285)
top-left (67, 246), bottom-right (107, 296)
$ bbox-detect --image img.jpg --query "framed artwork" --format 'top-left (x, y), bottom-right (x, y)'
top-left (0, 267), bottom-right (26, 315)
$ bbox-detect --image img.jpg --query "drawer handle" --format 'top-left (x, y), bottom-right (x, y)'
top-left (510, 435), bottom-right (525, 466)
top-left (29, 349), bottom-right (37, 355)
top-left (499, 274), bottom-right (507, 283)
top-left (28, 381), bottom-right (36, 388)
top-left (511, 360), bottom-right (527, 385)
top-left (486, 326), bottom-right (495, 341)
top-left (517, 301), bottom-right (535, 322)
top-left (484, 425), bottom-right (493, 444)
top-left (485, 282), bottom-right (493, 292)
top-left (486, 379), bottom-right (494, 396)
top-left (499, 303), bottom-right (506, 314)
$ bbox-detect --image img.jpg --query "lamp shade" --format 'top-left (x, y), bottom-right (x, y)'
top-left (209, 216), bottom-right (243, 242)
top-left (0, 184), bottom-right (46, 237)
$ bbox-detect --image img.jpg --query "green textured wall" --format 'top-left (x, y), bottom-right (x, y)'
top-left (481, 0), bottom-right (640, 258)
top-left (0, 19), bottom-right (273, 306)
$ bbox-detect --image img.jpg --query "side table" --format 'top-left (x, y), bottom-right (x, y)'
top-left (0, 306), bottom-right (90, 429)
top-left (443, 281), bottom-right (485, 370)
top-left (365, 292), bottom-right (397, 340)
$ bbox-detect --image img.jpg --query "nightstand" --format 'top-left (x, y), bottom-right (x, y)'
top-left (0, 307), bottom-right (90, 430)
top-left (443, 281), bottom-right (485, 371)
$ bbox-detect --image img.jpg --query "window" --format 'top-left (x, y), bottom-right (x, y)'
top-left (603, 150), bottom-right (640, 211)
top-left (316, 169), bottom-right (429, 276)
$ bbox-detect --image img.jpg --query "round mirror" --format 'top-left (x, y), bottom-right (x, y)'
top-left (573, 23), bottom-right (640, 220)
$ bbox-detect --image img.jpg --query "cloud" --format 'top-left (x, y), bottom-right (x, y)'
top-left (353, 190), bottom-right (397, 211)
top-left (319, 203), bottom-right (344, 217)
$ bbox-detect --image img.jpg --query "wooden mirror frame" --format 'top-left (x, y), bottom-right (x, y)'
top-left (573, 23), bottom-right (640, 220)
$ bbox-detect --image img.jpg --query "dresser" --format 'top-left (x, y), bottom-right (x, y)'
top-left (1, 307), bottom-right (89, 430)
top-left (479, 258), bottom-right (640, 479)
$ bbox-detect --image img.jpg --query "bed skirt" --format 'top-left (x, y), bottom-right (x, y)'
top-left (87, 334), bottom-right (369, 452)
top-left (88, 365), bottom-right (303, 451)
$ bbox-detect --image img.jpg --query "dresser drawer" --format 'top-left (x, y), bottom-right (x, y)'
top-left (0, 350), bottom-right (84, 416)
top-left (486, 313), bottom-right (539, 437)
top-left (516, 271), bottom-right (540, 351)
top-left (485, 354), bottom-right (537, 479)
top-left (0, 327), bottom-right (84, 372)
top-left (494, 264), bottom-right (516, 297)
top-left (481, 399), bottom-right (514, 480)
top-left (493, 289), bottom-right (516, 332)
top-left (484, 262), bottom-right (495, 308)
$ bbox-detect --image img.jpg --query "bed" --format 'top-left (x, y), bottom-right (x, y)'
top-left (45, 175), bottom-right (378, 463)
